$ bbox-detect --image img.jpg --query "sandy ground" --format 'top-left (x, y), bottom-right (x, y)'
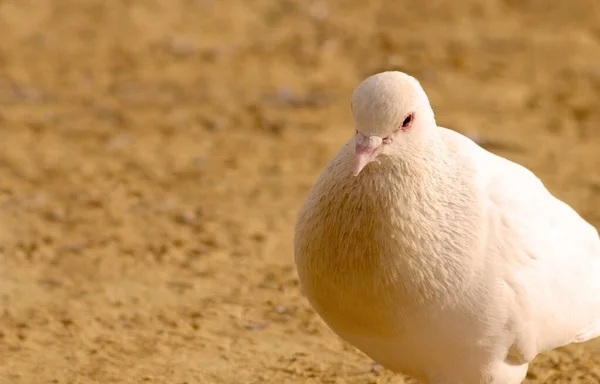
top-left (1, 0), bottom-right (600, 383)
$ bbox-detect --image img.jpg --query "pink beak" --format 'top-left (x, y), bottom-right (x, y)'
top-left (353, 132), bottom-right (383, 176)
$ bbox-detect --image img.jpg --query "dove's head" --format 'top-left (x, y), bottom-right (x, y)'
top-left (350, 71), bottom-right (436, 176)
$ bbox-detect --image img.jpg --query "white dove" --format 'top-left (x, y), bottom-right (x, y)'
top-left (294, 71), bottom-right (600, 384)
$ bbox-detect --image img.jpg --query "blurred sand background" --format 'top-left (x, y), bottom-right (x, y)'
top-left (1, 0), bottom-right (600, 383)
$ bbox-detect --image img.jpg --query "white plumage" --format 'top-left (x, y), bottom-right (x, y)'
top-left (294, 71), bottom-right (600, 384)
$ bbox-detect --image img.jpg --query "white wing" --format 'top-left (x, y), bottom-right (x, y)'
top-left (439, 127), bottom-right (600, 362)
top-left (479, 137), bottom-right (600, 362)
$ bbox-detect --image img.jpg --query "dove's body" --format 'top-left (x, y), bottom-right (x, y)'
top-left (294, 72), bottom-right (600, 384)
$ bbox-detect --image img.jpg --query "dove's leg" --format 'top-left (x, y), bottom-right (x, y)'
top-left (427, 362), bottom-right (528, 384)
top-left (484, 361), bottom-right (529, 384)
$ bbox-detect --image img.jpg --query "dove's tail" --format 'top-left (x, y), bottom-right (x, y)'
top-left (573, 319), bottom-right (600, 344)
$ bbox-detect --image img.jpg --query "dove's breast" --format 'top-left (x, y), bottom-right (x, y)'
top-left (295, 151), bottom-right (486, 330)
top-left (294, 142), bottom-right (516, 382)
top-left (294, 163), bottom-right (502, 380)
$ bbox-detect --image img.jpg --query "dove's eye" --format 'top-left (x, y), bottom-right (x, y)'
top-left (401, 113), bottom-right (414, 129)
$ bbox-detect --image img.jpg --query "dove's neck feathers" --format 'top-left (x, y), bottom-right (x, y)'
top-left (295, 132), bottom-right (482, 317)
